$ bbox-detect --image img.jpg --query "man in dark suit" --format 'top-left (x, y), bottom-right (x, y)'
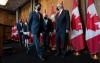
top-left (23, 21), bottom-right (30, 53)
top-left (28, 3), bottom-right (45, 61)
top-left (55, 3), bottom-right (70, 57)
top-left (16, 19), bottom-right (24, 47)
top-left (43, 14), bottom-right (53, 52)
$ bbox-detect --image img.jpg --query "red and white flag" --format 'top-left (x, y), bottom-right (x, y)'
top-left (28, 32), bottom-right (34, 44)
top-left (50, 4), bottom-right (56, 48)
top-left (70, 0), bottom-right (84, 52)
top-left (11, 25), bottom-right (19, 40)
top-left (86, 0), bottom-right (100, 54)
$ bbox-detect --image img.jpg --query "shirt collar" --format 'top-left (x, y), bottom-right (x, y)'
top-left (59, 9), bottom-right (63, 15)
top-left (35, 10), bottom-right (38, 13)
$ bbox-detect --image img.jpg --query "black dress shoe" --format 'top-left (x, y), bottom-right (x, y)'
top-left (61, 54), bottom-right (66, 58)
top-left (38, 55), bottom-right (46, 61)
top-left (61, 51), bottom-right (66, 58)
top-left (55, 52), bottom-right (60, 56)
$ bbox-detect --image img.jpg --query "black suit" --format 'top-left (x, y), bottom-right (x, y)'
top-left (43, 18), bottom-right (53, 50)
top-left (28, 11), bottom-right (44, 57)
top-left (16, 22), bottom-right (24, 47)
top-left (55, 10), bottom-right (70, 54)
top-left (23, 24), bottom-right (29, 39)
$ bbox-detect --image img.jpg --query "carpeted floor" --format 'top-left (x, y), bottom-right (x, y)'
top-left (1, 48), bottom-right (100, 63)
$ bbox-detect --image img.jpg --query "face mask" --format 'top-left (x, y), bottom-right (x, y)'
top-left (44, 17), bottom-right (47, 19)
top-left (37, 7), bottom-right (41, 11)
top-left (56, 7), bottom-right (59, 11)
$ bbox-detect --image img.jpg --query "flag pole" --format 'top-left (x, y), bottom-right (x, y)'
top-left (84, 0), bottom-right (87, 25)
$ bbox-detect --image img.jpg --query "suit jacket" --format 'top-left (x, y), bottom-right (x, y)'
top-left (23, 24), bottom-right (28, 32)
top-left (28, 11), bottom-right (44, 34)
top-left (16, 22), bottom-right (23, 33)
top-left (55, 10), bottom-right (70, 33)
top-left (43, 18), bottom-right (53, 33)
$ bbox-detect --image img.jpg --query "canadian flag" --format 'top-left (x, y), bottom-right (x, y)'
top-left (11, 25), bottom-right (19, 40)
top-left (70, 0), bottom-right (84, 52)
top-left (28, 32), bottom-right (34, 44)
top-left (50, 4), bottom-right (56, 48)
top-left (86, 0), bottom-right (100, 54)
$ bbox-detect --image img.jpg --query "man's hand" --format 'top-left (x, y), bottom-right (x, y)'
top-left (66, 30), bottom-right (69, 33)
top-left (27, 32), bottom-right (30, 36)
top-left (40, 33), bottom-right (42, 36)
top-left (54, 29), bottom-right (56, 33)
top-left (49, 32), bottom-right (52, 36)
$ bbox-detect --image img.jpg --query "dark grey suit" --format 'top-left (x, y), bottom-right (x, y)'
top-left (43, 18), bottom-right (53, 51)
top-left (55, 10), bottom-right (70, 54)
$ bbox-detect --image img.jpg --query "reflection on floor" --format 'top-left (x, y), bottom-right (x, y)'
top-left (1, 48), bottom-right (100, 63)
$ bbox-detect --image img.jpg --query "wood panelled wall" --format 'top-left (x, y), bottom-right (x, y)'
top-left (0, 25), bottom-right (3, 56)
top-left (20, 2), bottom-right (32, 22)
top-left (20, 0), bottom-right (73, 21)
top-left (0, 25), bottom-right (12, 55)
top-left (0, 9), bottom-right (15, 56)
top-left (19, 0), bottom-right (100, 22)
top-left (39, 0), bottom-right (100, 21)
top-left (39, 0), bottom-right (73, 17)
top-left (0, 10), bottom-right (16, 26)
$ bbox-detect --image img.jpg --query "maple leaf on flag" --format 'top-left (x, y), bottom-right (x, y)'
top-left (87, 12), bottom-right (100, 31)
top-left (71, 14), bottom-right (82, 31)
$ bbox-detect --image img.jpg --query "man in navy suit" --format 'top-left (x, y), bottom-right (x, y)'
top-left (43, 14), bottom-right (53, 52)
top-left (16, 19), bottom-right (24, 47)
top-left (55, 3), bottom-right (70, 57)
top-left (28, 3), bottom-right (45, 61)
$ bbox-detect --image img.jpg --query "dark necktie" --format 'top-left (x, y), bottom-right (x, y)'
top-left (56, 13), bottom-right (59, 18)
top-left (37, 12), bottom-right (40, 20)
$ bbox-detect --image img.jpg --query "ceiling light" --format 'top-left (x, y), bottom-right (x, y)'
top-left (0, 0), bottom-right (8, 6)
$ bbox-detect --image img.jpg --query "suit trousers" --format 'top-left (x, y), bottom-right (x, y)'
top-left (33, 33), bottom-right (44, 57)
top-left (43, 32), bottom-right (50, 50)
top-left (56, 32), bottom-right (67, 54)
top-left (19, 32), bottom-right (24, 47)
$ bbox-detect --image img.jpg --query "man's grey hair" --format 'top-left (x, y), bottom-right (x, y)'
top-left (56, 3), bottom-right (63, 9)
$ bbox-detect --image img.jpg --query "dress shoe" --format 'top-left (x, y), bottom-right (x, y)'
top-left (55, 52), bottom-right (60, 56)
top-left (61, 55), bottom-right (65, 58)
top-left (38, 55), bottom-right (46, 61)
top-left (61, 52), bottom-right (66, 58)
top-left (91, 54), bottom-right (99, 60)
